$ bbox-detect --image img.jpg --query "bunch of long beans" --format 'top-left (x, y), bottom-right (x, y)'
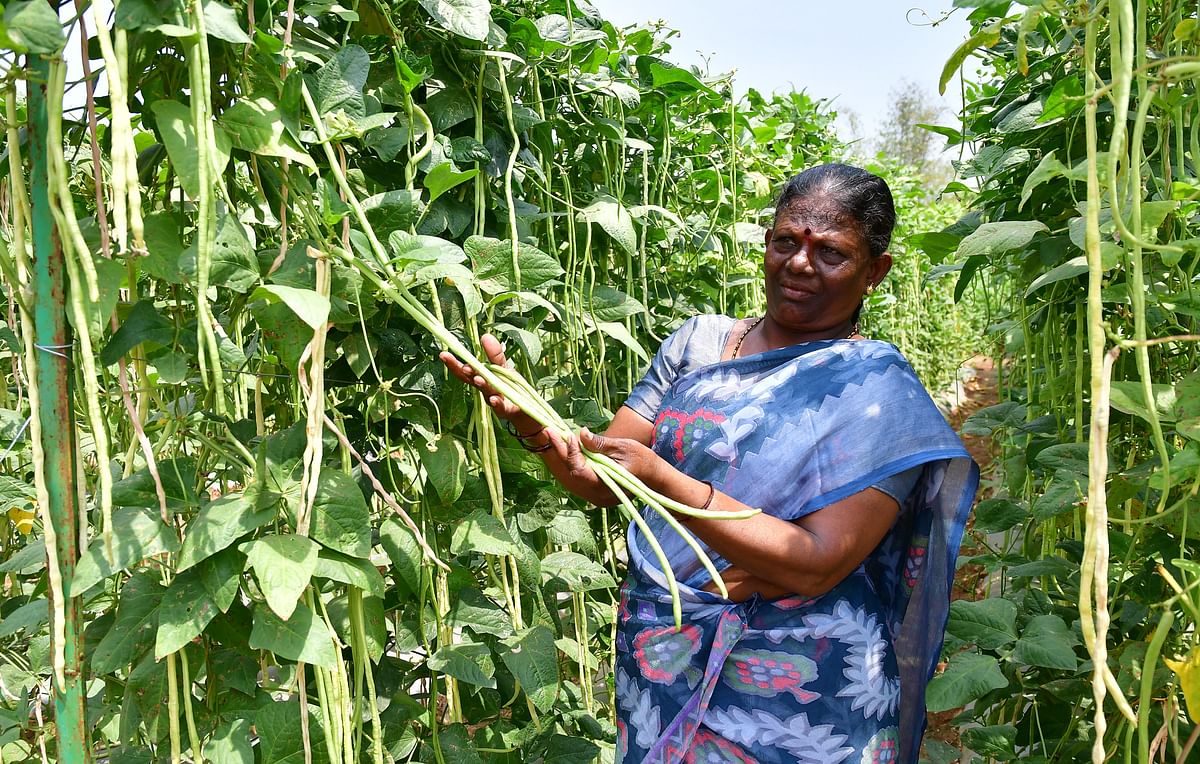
top-left (299, 79), bottom-right (758, 628)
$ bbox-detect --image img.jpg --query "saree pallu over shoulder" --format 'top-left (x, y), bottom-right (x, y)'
top-left (617, 339), bottom-right (978, 764)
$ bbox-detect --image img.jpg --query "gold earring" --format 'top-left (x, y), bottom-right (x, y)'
top-left (865, 283), bottom-right (876, 296)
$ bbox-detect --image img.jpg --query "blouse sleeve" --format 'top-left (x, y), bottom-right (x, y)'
top-left (622, 317), bottom-right (702, 421)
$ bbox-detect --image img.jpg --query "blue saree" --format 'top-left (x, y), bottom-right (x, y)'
top-left (614, 323), bottom-right (978, 764)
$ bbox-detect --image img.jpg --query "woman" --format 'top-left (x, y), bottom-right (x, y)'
top-left (442, 163), bottom-right (977, 764)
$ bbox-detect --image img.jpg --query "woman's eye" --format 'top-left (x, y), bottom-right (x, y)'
top-left (773, 238), bottom-right (797, 252)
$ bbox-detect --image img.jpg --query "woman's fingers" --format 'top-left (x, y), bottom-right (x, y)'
top-left (480, 333), bottom-right (508, 367)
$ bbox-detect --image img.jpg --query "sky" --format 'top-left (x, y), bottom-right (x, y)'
top-left (590, 0), bottom-right (974, 145)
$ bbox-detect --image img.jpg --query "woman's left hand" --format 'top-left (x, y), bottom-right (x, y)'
top-left (565, 428), bottom-right (665, 490)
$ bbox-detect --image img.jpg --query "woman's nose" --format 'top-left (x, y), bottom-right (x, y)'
top-left (786, 246), bottom-right (815, 273)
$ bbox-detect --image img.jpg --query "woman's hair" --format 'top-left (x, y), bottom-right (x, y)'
top-left (774, 164), bottom-right (896, 257)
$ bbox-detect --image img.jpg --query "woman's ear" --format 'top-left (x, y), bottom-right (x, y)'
top-left (870, 252), bottom-right (894, 287)
top-left (763, 227), bottom-right (774, 247)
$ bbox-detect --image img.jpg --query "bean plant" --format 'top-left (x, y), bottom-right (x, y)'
top-left (0, 0), bottom-right (978, 761)
top-left (919, 1), bottom-right (1200, 762)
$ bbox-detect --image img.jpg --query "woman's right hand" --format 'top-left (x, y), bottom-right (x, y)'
top-left (439, 334), bottom-right (541, 435)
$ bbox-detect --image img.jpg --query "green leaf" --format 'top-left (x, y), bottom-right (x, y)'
top-left (202, 0), bottom-right (251, 43)
top-left (249, 604), bottom-right (338, 669)
top-left (925, 651), bottom-right (1008, 713)
top-left (316, 45), bottom-right (370, 119)
top-left (418, 435), bottom-right (466, 503)
top-left (939, 22), bottom-right (1001, 95)
top-left (1025, 256), bottom-right (1089, 296)
top-left (362, 190), bottom-right (422, 238)
top-left (448, 587), bottom-right (513, 638)
top-left (111, 457), bottom-right (198, 510)
top-left (313, 549), bottom-right (385, 597)
top-left (579, 194), bottom-right (637, 255)
top-left (423, 162), bottom-right (478, 204)
top-left (150, 100), bottom-right (231, 199)
top-left (636, 56), bottom-right (717, 97)
top-left (500, 625), bottom-right (559, 712)
top-left (178, 492), bottom-right (272, 572)
top-left (1032, 470), bottom-right (1085, 521)
top-left (140, 211), bottom-right (187, 284)
top-left (955, 220), bottom-right (1048, 260)
top-left (0, 539), bottom-right (44, 574)
top-left (1020, 150), bottom-right (1071, 210)
top-left (593, 320), bottom-right (649, 362)
top-left (155, 566), bottom-right (220, 658)
top-left (1012, 614), bottom-right (1078, 670)
top-left (585, 286), bottom-right (646, 322)
top-left (961, 401), bottom-right (1026, 436)
top-left (418, 0), bottom-right (492, 41)
top-left (466, 235), bottom-right (564, 293)
top-left (961, 725), bottom-right (1017, 760)
top-left (257, 700), bottom-right (331, 764)
top-left (437, 724), bottom-right (484, 764)
top-left (91, 571), bottom-right (164, 673)
top-left (101, 299), bottom-right (175, 367)
top-left (241, 534), bottom-right (318, 620)
top-left (450, 509), bottom-right (520, 557)
top-left (1035, 443), bottom-right (1090, 474)
top-left (379, 518), bottom-right (422, 596)
top-left (1111, 382), bottom-right (1177, 424)
top-left (72, 508), bottom-right (181, 593)
top-left (540, 551), bottom-right (616, 592)
top-left (427, 641), bottom-right (496, 688)
top-left (0, 598), bottom-right (46, 639)
top-left (180, 214), bottom-right (260, 293)
top-left (3, 0), bottom-right (65, 54)
top-left (251, 284), bottom-right (330, 330)
top-left (205, 719), bottom-right (253, 764)
top-left (309, 470), bottom-right (372, 558)
top-left (973, 498), bottom-right (1028, 534)
top-left (946, 597), bottom-right (1017, 649)
top-left (1174, 370), bottom-right (1200, 441)
top-left (426, 87), bottom-right (475, 132)
top-left (219, 97), bottom-right (315, 167)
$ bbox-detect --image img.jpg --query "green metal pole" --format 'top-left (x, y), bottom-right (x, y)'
top-left (28, 50), bottom-right (91, 762)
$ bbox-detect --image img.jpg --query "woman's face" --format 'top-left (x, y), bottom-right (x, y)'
top-left (762, 196), bottom-right (892, 336)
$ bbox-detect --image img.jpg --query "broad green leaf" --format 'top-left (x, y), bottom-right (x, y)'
top-left (1035, 443), bottom-right (1090, 474)
top-left (251, 284), bottom-right (330, 330)
top-left (241, 534), bottom-right (318, 620)
top-left (101, 299), bottom-right (175, 367)
top-left (1025, 256), bottom-right (1089, 296)
top-left (219, 98), bottom-right (315, 167)
top-left (249, 604), bottom-right (338, 669)
top-left (325, 592), bottom-right (386, 662)
top-left (593, 320), bottom-right (649, 362)
top-left (585, 286), bottom-right (646, 322)
top-left (579, 195), bottom-right (637, 255)
top-left (500, 625), bottom-right (558, 712)
top-left (91, 572), bottom-right (164, 673)
top-left (72, 508), bottom-right (181, 593)
top-left (426, 87), bottom-right (475, 132)
top-left (309, 470), bottom-right (372, 558)
top-left (155, 566), bottom-right (220, 658)
top-left (450, 509), bottom-right (520, 557)
top-left (257, 700), bottom-right (331, 764)
top-left (316, 45), bottom-right (370, 119)
top-left (973, 498), bottom-right (1028, 534)
top-left (448, 588), bottom-right (513, 638)
top-left (201, 547), bottom-right (244, 613)
top-left (961, 725), bottom-right (1017, 760)
top-left (379, 518), bottom-right (422, 596)
top-left (0, 539), bottom-right (45, 574)
top-left (427, 641), bottom-right (496, 688)
top-left (1020, 151), bottom-right (1070, 210)
top-left (418, 435), bottom-right (466, 503)
top-left (635, 55), bottom-right (717, 97)
top-left (939, 22), bottom-right (1001, 95)
top-left (389, 231), bottom-right (467, 266)
top-left (111, 457), bottom-right (198, 510)
top-left (253, 301), bottom-right (310, 371)
top-left (946, 597), bottom-right (1017, 649)
top-left (1012, 614), bottom-right (1077, 670)
top-left (206, 719), bottom-right (253, 764)
top-left (150, 100), bottom-right (231, 199)
top-left (1032, 470), bottom-right (1085, 521)
top-left (955, 220), bottom-right (1047, 260)
top-left (540, 551), bottom-right (616, 592)
top-left (1174, 370), bottom-right (1200, 441)
top-left (418, 0), bottom-right (492, 41)
top-left (537, 734), bottom-right (601, 764)
top-left (437, 724), bottom-right (484, 764)
top-left (0, 598), bottom-right (46, 639)
top-left (180, 214), bottom-right (260, 293)
top-left (466, 235), bottom-right (564, 293)
top-left (925, 651), bottom-right (1008, 712)
top-left (139, 211), bottom-right (187, 284)
top-left (3, 0), bottom-right (65, 54)
top-left (313, 549), bottom-right (386, 597)
top-left (423, 162), bottom-right (478, 204)
top-left (1111, 382), bottom-right (1178, 424)
top-left (961, 401), bottom-right (1026, 436)
top-left (362, 190), bottom-right (422, 238)
top-left (203, 0), bottom-right (251, 43)
top-left (177, 492), bottom-right (272, 572)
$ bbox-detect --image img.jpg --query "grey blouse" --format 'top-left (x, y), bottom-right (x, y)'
top-left (622, 314), bottom-right (921, 504)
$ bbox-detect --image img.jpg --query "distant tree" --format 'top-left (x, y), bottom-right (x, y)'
top-left (875, 80), bottom-right (953, 190)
